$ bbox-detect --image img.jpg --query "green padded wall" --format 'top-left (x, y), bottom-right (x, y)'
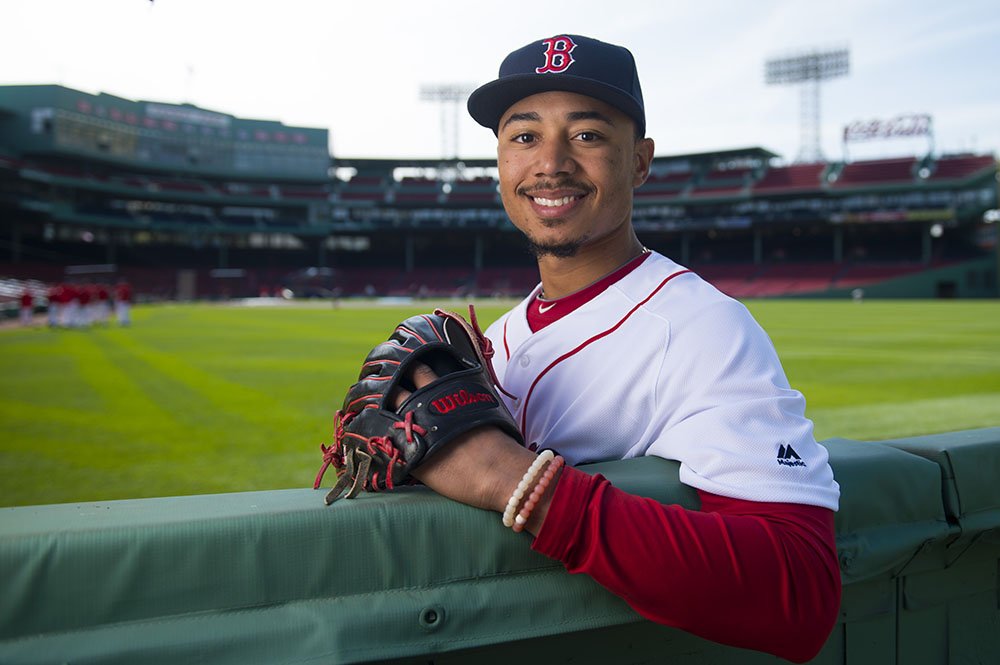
top-left (1, 429), bottom-right (998, 664)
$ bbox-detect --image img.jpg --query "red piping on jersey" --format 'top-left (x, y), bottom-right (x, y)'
top-left (518, 269), bottom-right (692, 433)
top-left (502, 317), bottom-right (511, 360)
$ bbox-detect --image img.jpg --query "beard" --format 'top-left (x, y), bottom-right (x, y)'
top-left (526, 236), bottom-right (583, 258)
top-left (513, 180), bottom-right (595, 259)
top-left (520, 212), bottom-right (590, 259)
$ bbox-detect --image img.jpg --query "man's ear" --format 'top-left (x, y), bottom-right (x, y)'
top-left (633, 137), bottom-right (655, 188)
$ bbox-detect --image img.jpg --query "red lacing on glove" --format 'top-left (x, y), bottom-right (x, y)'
top-left (313, 409), bottom-right (349, 489)
top-left (366, 435), bottom-right (402, 490)
top-left (313, 441), bottom-right (340, 490)
top-left (393, 410), bottom-right (427, 443)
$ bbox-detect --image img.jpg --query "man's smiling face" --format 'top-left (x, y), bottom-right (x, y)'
top-left (496, 90), bottom-right (653, 258)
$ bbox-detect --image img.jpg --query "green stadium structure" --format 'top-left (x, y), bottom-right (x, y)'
top-left (0, 84), bottom-right (997, 303)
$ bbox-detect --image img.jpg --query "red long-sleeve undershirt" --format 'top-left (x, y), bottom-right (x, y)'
top-left (532, 466), bottom-right (841, 663)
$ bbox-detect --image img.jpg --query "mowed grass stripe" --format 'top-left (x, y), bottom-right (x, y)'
top-left (1, 299), bottom-right (998, 507)
top-left (0, 329), bottom-right (215, 504)
top-left (62, 329), bottom-right (178, 431)
top-left (809, 392), bottom-right (1000, 442)
top-left (746, 299), bottom-right (1000, 440)
top-left (0, 331), bottom-right (106, 413)
top-left (98, 328), bottom-right (310, 437)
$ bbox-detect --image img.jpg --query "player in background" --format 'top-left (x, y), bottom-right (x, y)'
top-left (18, 288), bottom-right (33, 326)
top-left (59, 283), bottom-right (74, 328)
top-left (96, 283), bottom-right (112, 326)
top-left (46, 283), bottom-right (62, 328)
top-left (395, 35), bottom-right (841, 663)
top-left (77, 284), bottom-right (92, 328)
top-left (114, 279), bottom-right (132, 327)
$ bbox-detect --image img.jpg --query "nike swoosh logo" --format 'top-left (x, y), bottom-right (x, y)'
top-left (538, 302), bottom-right (557, 314)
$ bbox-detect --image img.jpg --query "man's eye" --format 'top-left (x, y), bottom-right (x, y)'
top-left (513, 133), bottom-right (535, 144)
top-left (577, 131), bottom-right (599, 142)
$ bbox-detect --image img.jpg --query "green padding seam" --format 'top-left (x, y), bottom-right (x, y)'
top-left (881, 428), bottom-right (1000, 535)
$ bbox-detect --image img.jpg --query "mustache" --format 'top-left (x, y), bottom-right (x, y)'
top-left (517, 180), bottom-right (595, 197)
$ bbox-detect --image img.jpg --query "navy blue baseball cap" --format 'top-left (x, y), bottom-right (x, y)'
top-left (467, 34), bottom-right (646, 137)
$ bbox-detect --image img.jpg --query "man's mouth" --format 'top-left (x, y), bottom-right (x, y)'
top-left (532, 195), bottom-right (580, 207)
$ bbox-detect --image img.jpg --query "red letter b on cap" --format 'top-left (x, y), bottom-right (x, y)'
top-left (535, 35), bottom-right (577, 74)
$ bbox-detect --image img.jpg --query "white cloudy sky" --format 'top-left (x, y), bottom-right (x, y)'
top-left (2, 0), bottom-right (998, 163)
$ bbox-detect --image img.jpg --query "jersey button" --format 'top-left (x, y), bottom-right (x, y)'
top-left (518, 355), bottom-right (530, 368)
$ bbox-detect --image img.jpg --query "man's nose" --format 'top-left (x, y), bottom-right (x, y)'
top-left (534, 137), bottom-right (577, 178)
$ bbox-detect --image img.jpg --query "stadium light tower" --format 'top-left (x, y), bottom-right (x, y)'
top-left (420, 83), bottom-right (475, 159)
top-left (765, 47), bottom-right (849, 163)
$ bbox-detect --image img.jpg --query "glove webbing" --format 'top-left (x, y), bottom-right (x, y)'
top-left (315, 412), bottom-right (427, 504)
top-left (322, 448), bottom-right (371, 505)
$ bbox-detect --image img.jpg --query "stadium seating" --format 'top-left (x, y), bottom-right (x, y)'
top-left (689, 167), bottom-right (752, 198)
top-left (392, 177), bottom-right (443, 204)
top-left (927, 154), bottom-right (996, 181)
top-left (475, 266), bottom-right (540, 297)
top-left (277, 185), bottom-right (329, 200)
top-left (223, 182), bottom-right (274, 198)
top-left (336, 175), bottom-right (387, 202)
top-left (830, 157), bottom-right (917, 187)
top-left (149, 178), bottom-right (211, 194)
top-left (385, 266), bottom-right (474, 297)
top-left (684, 263), bottom-right (830, 299)
top-left (2, 91), bottom-right (995, 303)
top-left (635, 171), bottom-right (692, 199)
top-left (445, 177), bottom-right (499, 204)
top-left (833, 262), bottom-right (929, 288)
top-left (753, 163), bottom-right (828, 193)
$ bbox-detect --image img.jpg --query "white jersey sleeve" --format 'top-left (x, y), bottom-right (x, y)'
top-left (484, 253), bottom-right (840, 511)
top-left (643, 291), bottom-right (839, 509)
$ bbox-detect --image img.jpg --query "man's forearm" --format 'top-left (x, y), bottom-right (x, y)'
top-left (532, 466), bottom-right (841, 663)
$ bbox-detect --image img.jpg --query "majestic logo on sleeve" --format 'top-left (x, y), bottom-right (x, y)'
top-left (777, 444), bottom-right (807, 467)
top-left (535, 35), bottom-right (577, 74)
top-left (430, 389), bottom-right (498, 414)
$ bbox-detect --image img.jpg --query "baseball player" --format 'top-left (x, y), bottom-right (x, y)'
top-left (399, 35), bottom-right (840, 662)
top-left (18, 288), bottom-right (33, 326)
top-left (46, 283), bottom-right (62, 328)
top-left (114, 280), bottom-right (132, 327)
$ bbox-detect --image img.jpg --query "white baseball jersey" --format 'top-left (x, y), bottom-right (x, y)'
top-left (484, 251), bottom-right (840, 511)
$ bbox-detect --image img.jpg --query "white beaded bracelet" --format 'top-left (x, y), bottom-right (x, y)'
top-left (502, 450), bottom-right (554, 528)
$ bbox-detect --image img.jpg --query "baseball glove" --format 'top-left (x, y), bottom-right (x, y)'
top-left (313, 307), bottom-right (523, 505)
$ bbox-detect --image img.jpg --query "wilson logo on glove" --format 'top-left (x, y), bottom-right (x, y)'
top-left (430, 389), bottom-right (498, 414)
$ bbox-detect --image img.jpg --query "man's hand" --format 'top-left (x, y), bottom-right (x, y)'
top-left (313, 309), bottom-right (524, 504)
top-left (394, 362), bottom-right (560, 535)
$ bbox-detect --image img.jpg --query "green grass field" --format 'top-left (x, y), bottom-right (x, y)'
top-left (1, 299), bottom-right (998, 507)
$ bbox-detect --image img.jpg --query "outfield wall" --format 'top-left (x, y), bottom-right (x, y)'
top-left (793, 256), bottom-right (998, 299)
top-left (1, 428), bottom-right (998, 664)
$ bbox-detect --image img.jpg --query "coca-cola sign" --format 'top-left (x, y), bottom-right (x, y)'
top-left (843, 114), bottom-right (932, 142)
